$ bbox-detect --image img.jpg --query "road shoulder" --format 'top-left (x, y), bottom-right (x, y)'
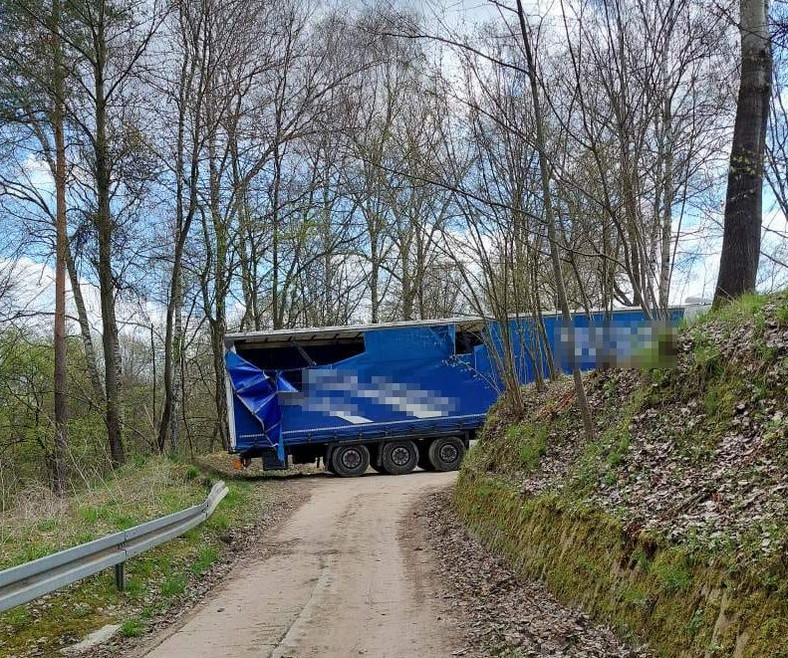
top-left (418, 489), bottom-right (650, 657)
top-left (92, 477), bottom-right (314, 658)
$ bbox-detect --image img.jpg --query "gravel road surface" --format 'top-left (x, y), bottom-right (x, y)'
top-left (138, 471), bottom-right (459, 658)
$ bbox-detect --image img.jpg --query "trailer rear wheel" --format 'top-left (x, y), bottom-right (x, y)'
top-left (331, 444), bottom-right (370, 477)
top-left (428, 436), bottom-right (465, 472)
top-left (381, 440), bottom-right (418, 475)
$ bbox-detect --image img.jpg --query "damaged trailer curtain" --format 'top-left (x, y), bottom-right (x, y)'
top-left (225, 351), bottom-right (297, 461)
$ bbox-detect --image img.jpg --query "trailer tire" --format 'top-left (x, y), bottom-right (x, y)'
top-left (428, 436), bottom-right (465, 472)
top-left (331, 444), bottom-right (370, 477)
top-left (381, 440), bottom-right (418, 475)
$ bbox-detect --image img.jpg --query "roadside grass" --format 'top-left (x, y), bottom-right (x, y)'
top-left (0, 459), bottom-right (204, 570)
top-left (120, 616), bottom-right (144, 638)
top-left (0, 457), bottom-right (277, 657)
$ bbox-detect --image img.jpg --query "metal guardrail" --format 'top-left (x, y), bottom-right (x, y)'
top-left (0, 480), bottom-right (229, 613)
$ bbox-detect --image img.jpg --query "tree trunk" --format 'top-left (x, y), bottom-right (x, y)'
top-left (271, 141), bottom-right (283, 329)
top-left (170, 278), bottom-right (183, 454)
top-left (51, 0), bottom-right (67, 496)
top-left (64, 240), bottom-right (104, 404)
top-left (516, 0), bottom-right (595, 439)
top-left (370, 231), bottom-right (380, 324)
top-left (714, 0), bottom-right (772, 306)
top-left (208, 133), bottom-right (229, 451)
top-left (158, 38), bottom-right (196, 454)
top-left (401, 238), bottom-right (413, 320)
top-left (658, 26), bottom-right (675, 312)
top-left (93, 9), bottom-right (124, 467)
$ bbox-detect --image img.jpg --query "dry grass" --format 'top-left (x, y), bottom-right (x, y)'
top-left (195, 451), bottom-right (322, 479)
top-left (0, 457), bottom-right (283, 657)
top-left (0, 458), bottom-right (206, 569)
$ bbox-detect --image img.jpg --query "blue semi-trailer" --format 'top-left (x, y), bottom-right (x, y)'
top-left (224, 308), bottom-right (683, 476)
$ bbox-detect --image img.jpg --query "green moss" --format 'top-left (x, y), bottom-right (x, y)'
top-left (511, 423), bottom-right (548, 471)
top-left (454, 468), bottom-right (788, 657)
top-left (687, 608), bottom-right (705, 638)
top-left (650, 556), bottom-right (691, 592)
top-left (4, 607), bottom-right (30, 628)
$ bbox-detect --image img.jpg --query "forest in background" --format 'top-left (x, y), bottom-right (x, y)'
top-left (0, 0), bottom-right (786, 501)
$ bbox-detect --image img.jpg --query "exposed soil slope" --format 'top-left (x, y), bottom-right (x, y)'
top-left (456, 293), bottom-right (788, 657)
top-left (419, 489), bottom-right (649, 657)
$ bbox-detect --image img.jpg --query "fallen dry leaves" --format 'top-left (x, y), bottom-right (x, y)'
top-left (488, 297), bottom-right (788, 564)
top-left (417, 490), bottom-right (651, 657)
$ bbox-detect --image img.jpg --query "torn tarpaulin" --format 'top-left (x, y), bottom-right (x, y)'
top-left (225, 351), bottom-right (294, 462)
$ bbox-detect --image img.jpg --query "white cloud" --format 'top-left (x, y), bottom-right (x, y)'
top-left (1, 257), bottom-right (166, 341)
top-left (21, 154), bottom-right (55, 193)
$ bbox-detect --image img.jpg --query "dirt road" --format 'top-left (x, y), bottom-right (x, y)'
top-left (139, 471), bottom-right (459, 658)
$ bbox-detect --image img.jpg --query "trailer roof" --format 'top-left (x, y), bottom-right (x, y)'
top-left (225, 305), bottom-right (690, 349)
top-left (225, 316), bottom-right (488, 348)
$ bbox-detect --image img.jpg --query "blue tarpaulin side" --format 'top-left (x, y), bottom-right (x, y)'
top-left (226, 309), bottom-right (685, 452)
top-left (225, 351), bottom-right (290, 461)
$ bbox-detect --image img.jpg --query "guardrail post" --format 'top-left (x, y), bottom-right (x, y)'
top-left (115, 562), bottom-right (125, 591)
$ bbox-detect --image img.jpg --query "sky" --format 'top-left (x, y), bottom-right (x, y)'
top-left (1, 256), bottom-right (164, 341)
top-left (1, 0), bottom-right (786, 336)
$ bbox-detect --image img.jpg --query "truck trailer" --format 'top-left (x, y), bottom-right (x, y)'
top-left (224, 308), bottom-right (683, 476)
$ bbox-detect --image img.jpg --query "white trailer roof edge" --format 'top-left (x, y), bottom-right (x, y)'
top-left (224, 305), bottom-right (689, 348)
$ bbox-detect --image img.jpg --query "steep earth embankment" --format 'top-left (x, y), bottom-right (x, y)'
top-left (454, 294), bottom-right (788, 656)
